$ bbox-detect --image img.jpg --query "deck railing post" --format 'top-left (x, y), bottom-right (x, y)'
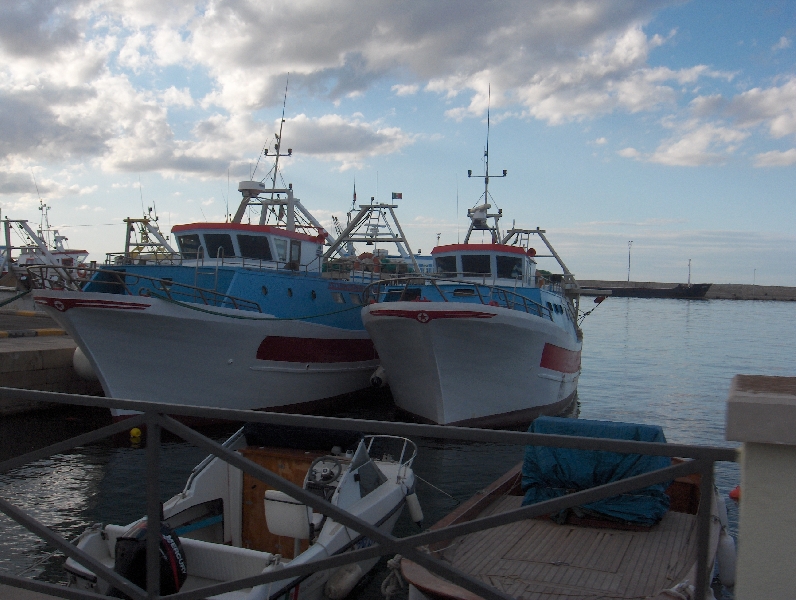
top-left (694, 460), bottom-right (715, 600)
top-left (146, 414), bottom-right (161, 599)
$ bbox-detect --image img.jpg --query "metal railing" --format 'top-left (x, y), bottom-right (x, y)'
top-left (364, 275), bottom-right (557, 320)
top-left (0, 387), bottom-right (738, 600)
top-left (26, 265), bottom-right (263, 314)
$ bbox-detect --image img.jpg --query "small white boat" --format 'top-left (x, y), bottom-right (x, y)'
top-left (65, 425), bottom-right (421, 600)
top-left (398, 418), bottom-right (734, 600)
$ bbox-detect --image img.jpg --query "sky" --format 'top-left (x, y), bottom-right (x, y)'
top-left (1, 0), bottom-right (794, 285)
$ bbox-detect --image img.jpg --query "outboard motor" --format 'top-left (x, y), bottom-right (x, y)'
top-left (107, 521), bottom-right (187, 598)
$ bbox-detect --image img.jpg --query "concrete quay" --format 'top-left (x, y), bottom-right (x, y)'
top-left (579, 280), bottom-right (796, 301)
top-left (0, 310), bottom-right (102, 415)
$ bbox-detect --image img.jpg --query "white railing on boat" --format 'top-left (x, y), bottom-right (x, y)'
top-left (364, 275), bottom-right (565, 321)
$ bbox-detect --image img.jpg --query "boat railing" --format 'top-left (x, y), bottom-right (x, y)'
top-left (26, 265), bottom-right (263, 313)
top-left (365, 435), bottom-right (418, 479)
top-left (0, 387), bottom-right (737, 600)
top-left (363, 275), bottom-right (555, 320)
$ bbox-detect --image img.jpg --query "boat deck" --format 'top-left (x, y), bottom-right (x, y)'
top-left (436, 495), bottom-right (698, 600)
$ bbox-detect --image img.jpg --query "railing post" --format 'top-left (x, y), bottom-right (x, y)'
top-left (726, 375), bottom-right (796, 599)
top-left (146, 414), bottom-right (161, 599)
top-left (694, 460), bottom-right (714, 600)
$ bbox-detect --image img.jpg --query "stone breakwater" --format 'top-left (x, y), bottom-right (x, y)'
top-left (578, 280), bottom-right (796, 301)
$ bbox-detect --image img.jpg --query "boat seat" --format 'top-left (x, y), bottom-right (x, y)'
top-left (104, 524), bottom-right (275, 582)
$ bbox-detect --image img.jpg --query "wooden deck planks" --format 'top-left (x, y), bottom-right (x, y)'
top-left (442, 495), bottom-right (700, 600)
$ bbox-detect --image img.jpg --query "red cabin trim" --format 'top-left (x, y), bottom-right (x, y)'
top-left (172, 222), bottom-right (326, 243)
top-left (431, 244), bottom-right (527, 256)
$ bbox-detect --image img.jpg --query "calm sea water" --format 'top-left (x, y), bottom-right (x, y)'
top-left (1, 297), bottom-right (795, 596)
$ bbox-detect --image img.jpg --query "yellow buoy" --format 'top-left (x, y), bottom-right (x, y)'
top-left (130, 427), bottom-right (142, 441)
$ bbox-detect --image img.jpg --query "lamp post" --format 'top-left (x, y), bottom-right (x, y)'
top-left (627, 241), bottom-right (633, 282)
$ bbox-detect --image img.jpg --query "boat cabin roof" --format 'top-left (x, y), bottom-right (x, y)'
top-left (432, 243), bottom-right (531, 257)
top-left (172, 222), bottom-right (324, 244)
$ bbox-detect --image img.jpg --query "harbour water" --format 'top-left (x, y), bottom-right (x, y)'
top-left (1, 297), bottom-right (795, 597)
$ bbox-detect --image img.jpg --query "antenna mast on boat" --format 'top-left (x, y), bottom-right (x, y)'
top-left (465, 85), bottom-right (507, 244)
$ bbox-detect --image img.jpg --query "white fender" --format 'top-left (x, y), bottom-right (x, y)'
top-left (717, 528), bottom-right (737, 588)
top-left (716, 493), bottom-right (729, 529)
top-left (406, 492), bottom-right (423, 527)
top-left (324, 563), bottom-right (364, 599)
top-left (370, 365), bottom-right (388, 388)
top-left (73, 347), bottom-right (99, 381)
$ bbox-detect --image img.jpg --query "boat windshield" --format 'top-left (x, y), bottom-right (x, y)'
top-left (177, 234), bottom-right (201, 259)
top-left (461, 254), bottom-right (491, 275)
top-left (205, 234), bottom-right (235, 260)
top-left (238, 235), bottom-right (273, 260)
top-left (497, 255), bottom-right (522, 279)
top-left (435, 255), bottom-right (456, 274)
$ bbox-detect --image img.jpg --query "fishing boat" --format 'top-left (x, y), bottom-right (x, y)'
top-left (397, 417), bottom-right (735, 600)
top-left (360, 123), bottom-right (584, 428)
top-left (65, 424), bottom-right (422, 600)
top-left (0, 200), bottom-right (90, 289)
top-left (28, 128), bottom-right (420, 420)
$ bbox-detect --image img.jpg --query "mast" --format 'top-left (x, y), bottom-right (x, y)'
top-left (465, 85), bottom-right (506, 243)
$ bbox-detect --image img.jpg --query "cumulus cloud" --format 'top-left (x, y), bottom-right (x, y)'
top-left (772, 36), bottom-right (791, 51)
top-left (392, 84), bottom-right (419, 96)
top-left (754, 148), bottom-right (796, 167)
top-left (648, 122), bottom-right (748, 166)
top-left (723, 77), bottom-right (796, 138)
top-left (0, 0), bottom-right (791, 181)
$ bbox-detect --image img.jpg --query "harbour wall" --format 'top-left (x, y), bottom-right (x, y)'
top-left (0, 310), bottom-right (103, 416)
top-left (579, 280), bottom-right (796, 301)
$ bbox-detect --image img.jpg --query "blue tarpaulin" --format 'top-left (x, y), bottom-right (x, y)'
top-left (521, 417), bottom-right (671, 526)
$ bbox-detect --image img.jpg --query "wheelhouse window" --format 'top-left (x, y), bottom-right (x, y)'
top-left (461, 254), bottom-right (491, 275)
top-left (238, 235), bottom-right (273, 261)
top-left (348, 293), bottom-right (362, 305)
top-left (289, 240), bottom-right (302, 265)
top-left (434, 255), bottom-right (457, 274)
top-left (274, 238), bottom-right (288, 262)
top-left (177, 234), bottom-right (201, 259)
top-left (496, 255), bottom-right (523, 279)
top-left (205, 234), bottom-right (235, 259)
top-left (331, 292), bottom-right (345, 303)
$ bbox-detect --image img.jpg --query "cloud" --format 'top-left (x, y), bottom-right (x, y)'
top-left (647, 122), bottom-right (748, 166)
top-left (772, 36), bottom-right (791, 51)
top-left (593, 137), bottom-right (607, 145)
top-left (754, 148), bottom-right (796, 167)
top-left (723, 77), bottom-right (796, 138)
top-left (392, 84), bottom-right (419, 96)
top-left (0, 0), bottom-right (82, 58)
top-left (617, 147), bottom-right (639, 158)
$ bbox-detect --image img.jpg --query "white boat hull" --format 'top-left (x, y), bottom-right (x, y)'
top-left (34, 290), bottom-right (378, 417)
top-left (362, 302), bottom-right (581, 427)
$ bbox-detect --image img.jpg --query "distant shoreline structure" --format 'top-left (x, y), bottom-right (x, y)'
top-left (579, 280), bottom-right (796, 301)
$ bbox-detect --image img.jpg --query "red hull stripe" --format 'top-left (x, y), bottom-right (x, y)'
top-left (172, 222), bottom-right (325, 243)
top-left (34, 297), bottom-right (150, 312)
top-left (369, 309), bottom-right (495, 323)
top-left (540, 343), bottom-right (581, 373)
top-left (256, 336), bottom-right (378, 363)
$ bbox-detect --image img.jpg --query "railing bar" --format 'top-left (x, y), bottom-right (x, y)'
top-left (0, 496), bottom-right (148, 600)
top-left (0, 573), bottom-right (109, 599)
top-left (0, 414), bottom-right (146, 475)
top-left (694, 461), bottom-right (715, 600)
top-left (0, 387), bottom-right (739, 461)
top-left (145, 414), bottom-right (161, 599)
